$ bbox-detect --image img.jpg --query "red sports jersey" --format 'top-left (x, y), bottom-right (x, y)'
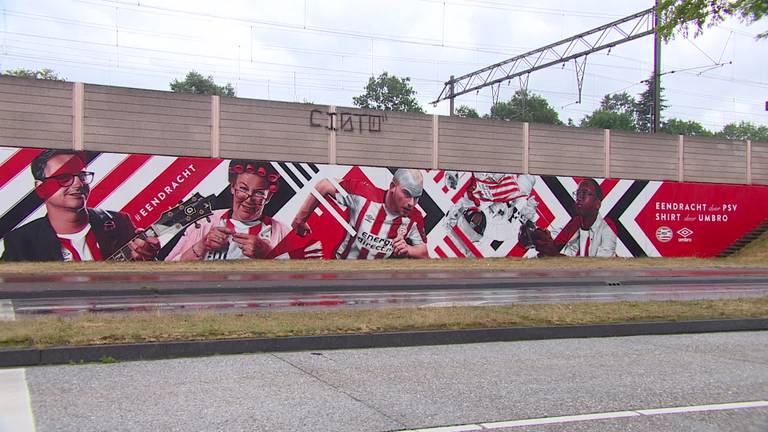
top-left (333, 179), bottom-right (426, 259)
top-left (467, 173), bottom-right (525, 205)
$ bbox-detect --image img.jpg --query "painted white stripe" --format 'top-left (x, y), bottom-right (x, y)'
top-left (0, 169), bottom-right (35, 218)
top-left (619, 180), bottom-right (663, 257)
top-left (420, 301), bottom-right (489, 308)
top-left (98, 156), bottom-right (176, 212)
top-left (637, 400), bottom-right (768, 415)
top-left (561, 176), bottom-right (580, 197)
top-left (482, 410), bottom-right (639, 429)
top-left (408, 426), bottom-right (482, 432)
top-left (86, 152), bottom-right (132, 204)
top-left (530, 176), bottom-right (569, 229)
top-left (273, 164), bottom-right (356, 237)
top-left (0, 300), bottom-right (14, 321)
top-left (422, 171), bottom-right (455, 214)
top-left (0, 147), bottom-right (19, 166)
top-left (600, 179), bottom-right (632, 218)
top-left (181, 160), bottom-right (228, 201)
top-left (397, 400), bottom-right (768, 432)
top-left (299, 163), bottom-right (318, 181)
top-left (0, 369), bottom-right (36, 432)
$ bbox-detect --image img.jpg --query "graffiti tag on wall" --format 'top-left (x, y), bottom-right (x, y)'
top-left (309, 110), bottom-right (387, 133)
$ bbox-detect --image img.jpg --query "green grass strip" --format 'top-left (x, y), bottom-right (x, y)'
top-left (2, 298), bottom-right (767, 349)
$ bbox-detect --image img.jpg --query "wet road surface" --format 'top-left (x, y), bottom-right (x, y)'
top-left (2, 267), bottom-right (767, 317)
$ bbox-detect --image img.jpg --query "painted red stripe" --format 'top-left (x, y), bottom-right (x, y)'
top-left (88, 154), bottom-right (152, 207)
top-left (434, 245), bottom-right (448, 258)
top-left (85, 229), bottom-right (104, 261)
top-left (451, 225), bottom-right (484, 257)
top-left (0, 148), bottom-right (44, 189)
top-left (584, 235), bottom-right (591, 257)
top-left (120, 157), bottom-right (222, 229)
top-left (443, 235), bottom-right (465, 257)
top-left (59, 237), bottom-right (81, 261)
top-left (491, 180), bottom-right (519, 189)
top-left (506, 243), bottom-right (527, 257)
top-left (376, 215), bottom-right (402, 259)
top-left (452, 179), bottom-right (472, 203)
top-left (339, 199), bottom-right (371, 259)
top-left (359, 206), bottom-right (386, 260)
top-left (599, 178), bottom-right (619, 197)
top-left (491, 187), bottom-right (521, 197)
top-left (553, 217), bottom-right (581, 249)
top-left (442, 185), bottom-right (449, 193)
top-left (433, 170), bottom-right (445, 183)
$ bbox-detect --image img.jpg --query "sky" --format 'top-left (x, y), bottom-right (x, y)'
top-left (0, 0), bottom-right (766, 132)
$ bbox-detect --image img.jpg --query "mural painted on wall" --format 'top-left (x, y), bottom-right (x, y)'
top-left (0, 146), bottom-right (766, 262)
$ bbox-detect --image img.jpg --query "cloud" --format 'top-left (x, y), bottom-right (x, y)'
top-left (1, 0), bottom-right (765, 129)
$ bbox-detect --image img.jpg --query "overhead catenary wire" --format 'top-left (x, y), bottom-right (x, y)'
top-left (1, 1), bottom-right (765, 131)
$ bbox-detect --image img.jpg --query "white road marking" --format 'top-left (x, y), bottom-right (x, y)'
top-left (401, 400), bottom-right (768, 432)
top-left (419, 301), bottom-right (489, 308)
top-left (0, 300), bottom-right (14, 321)
top-left (0, 369), bottom-right (36, 432)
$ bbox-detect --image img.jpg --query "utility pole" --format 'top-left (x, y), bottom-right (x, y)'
top-left (449, 75), bottom-right (455, 116)
top-left (653, 0), bottom-right (661, 133)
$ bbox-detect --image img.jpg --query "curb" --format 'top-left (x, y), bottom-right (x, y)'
top-left (2, 318), bottom-right (767, 367)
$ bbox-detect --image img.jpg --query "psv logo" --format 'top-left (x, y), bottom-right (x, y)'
top-left (656, 226), bottom-right (673, 243)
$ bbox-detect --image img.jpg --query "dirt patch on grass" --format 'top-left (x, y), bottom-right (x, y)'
top-left (2, 298), bottom-right (766, 348)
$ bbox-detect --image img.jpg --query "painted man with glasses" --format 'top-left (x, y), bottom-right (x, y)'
top-left (165, 159), bottom-right (288, 261)
top-left (522, 178), bottom-right (617, 257)
top-left (1, 150), bottom-right (159, 261)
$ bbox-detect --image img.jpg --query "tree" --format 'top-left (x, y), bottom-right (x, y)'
top-left (352, 72), bottom-right (424, 113)
top-left (455, 105), bottom-right (480, 118)
top-left (580, 110), bottom-right (637, 131)
top-left (635, 75), bottom-right (667, 133)
top-left (488, 90), bottom-right (563, 125)
top-left (661, 118), bottom-right (714, 136)
top-left (599, 92), bottom-right (636, 116)
top-left (658, 0), bottom-right (768, 40)
top-left (2, 68), bottom-right (63, 80)
top-left (170, 71), bottom-right (235, 97)
top-left (716, 121), bottom-right (768, 141)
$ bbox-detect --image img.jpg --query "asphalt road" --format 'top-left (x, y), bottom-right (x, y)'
top-left (3, 267), bottom-right (768, 316)
top-left (8, 331), bottom-right (768, 432)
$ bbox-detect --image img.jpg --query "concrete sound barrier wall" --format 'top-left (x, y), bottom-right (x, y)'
top-left (0, 76), bottom-right (764, 186)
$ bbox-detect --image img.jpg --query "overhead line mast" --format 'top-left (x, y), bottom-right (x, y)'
top-left (433, 7), bottom-right (657, 115)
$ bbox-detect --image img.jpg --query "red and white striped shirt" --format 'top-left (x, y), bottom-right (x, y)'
top-left (334, 179), bottom-right (426, 259)
top-left (467, 173), bottom-right (525, 205)
top-left (58, 225), bottom-right (103, 261)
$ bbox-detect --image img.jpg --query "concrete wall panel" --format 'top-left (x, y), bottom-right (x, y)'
top-left (84, 84), bottom-right (210, 156)
top-left (220, 98), bottom-right (328, 163)
top-left (438, 116), bottom-right (523, 173)
top-left (0, 76), bottom-right (72, 149)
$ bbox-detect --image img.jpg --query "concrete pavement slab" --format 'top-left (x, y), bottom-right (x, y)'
top-left (22, 332), bottom-right (768, 432)
top-left (273, 332), bottom-right (768, 429)
top-left (26, 354), bottom-right (402, 432)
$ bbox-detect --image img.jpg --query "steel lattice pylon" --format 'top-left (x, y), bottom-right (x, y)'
top-left (432, 7), bottom-right (656, 106)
